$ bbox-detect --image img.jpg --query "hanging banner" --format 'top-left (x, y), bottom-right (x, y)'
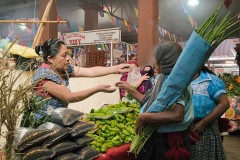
top-left (99, 11), bottom-right (104, 17)
top-left (111, 16), bottom-right (115, 25)
top-left (116, 18), bottom-right (120, 27)
top-left (162, 28), bottom-right (165, 37)
top-left (127, 23), bottom-right (131, 32)
top-left (133, 24), bottom-right (138, 34)
top-left (124, 20), bottom-right (128, 27)
top-left (62, 28), bottom-right (121, 46)
top-left (134, 7), bottom-right (138, 18)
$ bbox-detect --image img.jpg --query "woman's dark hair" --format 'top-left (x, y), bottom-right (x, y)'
top-left (35, 38), bottom-right (65, 63)
top-left (154, 41), bottom-right (182, 74)
top-left (143, 65), bottom-right (154, 77)
top-left (201, 66), bottom-right (216, 75)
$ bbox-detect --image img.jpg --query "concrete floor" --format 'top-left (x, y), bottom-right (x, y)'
top-left (223, 135), bottom-right (240, 160)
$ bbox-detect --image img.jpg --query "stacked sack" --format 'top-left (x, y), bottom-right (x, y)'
top-left (14, 108), bottom-right (101, 160)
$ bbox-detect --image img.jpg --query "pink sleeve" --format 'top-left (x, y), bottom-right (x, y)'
top-left (120, 73), bottom-right (128, 82)
top-left (137, 84), bottom-right (145, 94)
top-left (119, 73), bottom-right (128, 99)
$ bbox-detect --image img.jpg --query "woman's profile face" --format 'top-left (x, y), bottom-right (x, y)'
top-left (50, 44), bottom-right (71, 71)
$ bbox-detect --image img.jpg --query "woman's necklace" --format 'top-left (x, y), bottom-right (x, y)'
top-left (49, 65), bottom-right (65, 85)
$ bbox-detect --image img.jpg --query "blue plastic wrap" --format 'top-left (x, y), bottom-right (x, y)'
top-left (147, 31), bottom-right (214, 112)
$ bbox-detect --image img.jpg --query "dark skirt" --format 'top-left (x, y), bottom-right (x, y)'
top-left (137, 129), bottom-right (190, 160)
top-left (190, 122), bottom-right (226, 160)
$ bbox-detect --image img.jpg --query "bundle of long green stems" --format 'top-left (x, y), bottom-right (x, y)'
top-left (196, 3), bottom-right (240, 49)
top-left (130, 3), bottom-right (240, 156)
top-left (129, 125), bottom-right (157, 155)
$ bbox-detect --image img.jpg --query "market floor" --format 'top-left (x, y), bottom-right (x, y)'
top-left (223, 135), bottom-right (240, 160)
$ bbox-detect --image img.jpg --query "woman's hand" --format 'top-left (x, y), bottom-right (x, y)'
top-left (116, 64), bottom-right (131, 73)
top-left (192, 120), bottom-right (208, 134)
top-left (97, 85), bottom-right (116, 93)
top-left (136, 114), bottom-right (147, 134)
top-left (116, 81), bottom-right (145, 102)
top-left (140, 74), bottom-right (150, 82)
top-left (115, 81), bottom-right (133, 92)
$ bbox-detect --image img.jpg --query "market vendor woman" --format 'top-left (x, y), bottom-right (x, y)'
top-left (25, 38), bottom-right (130, 127)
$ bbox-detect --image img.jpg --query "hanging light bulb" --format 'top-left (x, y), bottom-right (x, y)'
top-left (187, 0), bottom-right (199, 6)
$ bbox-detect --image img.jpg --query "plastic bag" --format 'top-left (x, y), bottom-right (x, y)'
top-left (37, 122), bottom-right (64, 130)
top-left (0, 38), bottom-right (9, 49)
top-left (37, 122), bottom-right (71, 147)
top-left (6, 43), bottom-right (39, 58)
top-left (53, 153), bottom-right (79, 160)
top-left (14, 127), bottom-right (52, 151)
top-left (71, 121), bottom-right (95, 138)
top-left (50, 141), bottom-right (79, 157)
top-left (74, 135), bottom-right (94, 148)
top-left (77, 146), bottom-right (101, 160)
top-left (22, 146), bottom-right (54, 160)
top-left (50, 108), bottom-right (84, 126)
top-left (127, 67), bottom-right (141, 87)
top-left (43, 128), bottom-right (71, 147)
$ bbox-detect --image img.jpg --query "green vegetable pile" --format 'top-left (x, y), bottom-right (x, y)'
top-left (86, 101), bottom-right (139, 153)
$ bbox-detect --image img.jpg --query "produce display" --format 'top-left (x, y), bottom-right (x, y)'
top-left (221, 74), bottom-right (240, 121)
top-left (86, 101), bottom-right (140, 153)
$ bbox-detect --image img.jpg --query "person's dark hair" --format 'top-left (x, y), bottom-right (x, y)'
top-left (201, 66), bottom-right (216, 75)
top-left (154, 41), bottom-right (182, 74)
top-left (234, 43), bottom-right (240, 65)
top-left (143, 65), bottom-right (154, 77)
top-left (35, 38), bottom-right (65, 63)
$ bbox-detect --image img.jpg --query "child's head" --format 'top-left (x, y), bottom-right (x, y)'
top-left (144, 65), bottom-right (154, 77)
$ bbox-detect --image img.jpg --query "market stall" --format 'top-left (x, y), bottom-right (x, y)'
top-left (1, 0), bottom-right (240, 159)
top-left (214, 41), bottom-right (240, 132)
top-left (221, 74), bottom-right (240, 132)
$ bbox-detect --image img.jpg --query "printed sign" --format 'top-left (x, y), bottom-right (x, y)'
top-left (62, 28), bottom-right (121, 46)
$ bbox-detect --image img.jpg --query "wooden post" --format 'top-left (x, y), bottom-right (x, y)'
top-left (32, 0), bottom-right (54, 48)
top-left (110, 40), bottom-right (113, 66)
top-left (137, 0), bottom-right (158, 67)
top-left (84, 8), bottom-right (99, 52)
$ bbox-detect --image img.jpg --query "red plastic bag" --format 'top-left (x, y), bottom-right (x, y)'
top-left (95, 144), bottom-right (136, 160)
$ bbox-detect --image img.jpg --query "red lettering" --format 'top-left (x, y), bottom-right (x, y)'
top-left (69, 39), bottom-right (81, 45)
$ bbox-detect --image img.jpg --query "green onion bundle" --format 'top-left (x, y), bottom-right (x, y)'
top-left (196, 3), bottom-right (240, 49)
top-left (129, 125), bottom-right (157, 155)
top-left (130, 3), bottom-right (240, 156)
